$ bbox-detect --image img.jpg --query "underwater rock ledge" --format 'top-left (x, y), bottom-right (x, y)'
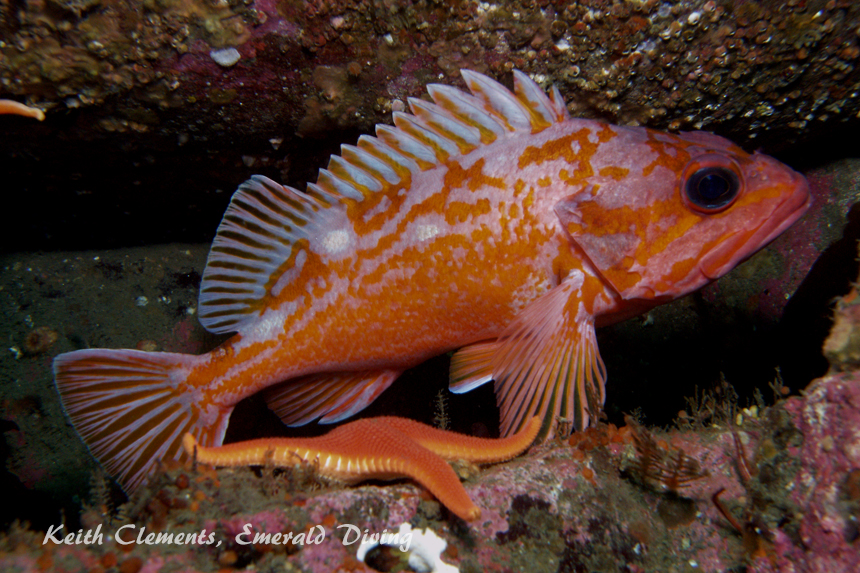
top-left (5, 1), bottom-right (860, 252)
top-left (2, 0), bottom-right (859, 149)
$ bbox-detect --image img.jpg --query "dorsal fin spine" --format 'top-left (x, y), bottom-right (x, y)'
top-left (357, 134), bottom-right (419, 178)
top-left (426, 84), bottom-right (505, 144)
top-left (511, 69), bottom-right (556, 130)
top-left (305, 182), bottom-right (338, 206)
top-left (392, 112), bottom-right (457, 161)
top-left (340, 144), bottom-right (401, 185)
top-left (461, 69), bottom-right (532, 132)
top-left (375, 124), bottom-right (437, 169)
top-left (327, 155), bottom-right (384, 197)
top-left (317, 169), bottom-right (364, 201)
top-left (198, 70), bottom-right (567, 334)
top-left (548, 85), bottom-right (570, 121)
top-left (407, 98), bottom-right (482, 154)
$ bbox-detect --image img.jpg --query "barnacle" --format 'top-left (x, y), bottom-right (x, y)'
top-left (22, 326), bottom-right (59, 355)
top-left (357, 522), bottom-right (458, 573)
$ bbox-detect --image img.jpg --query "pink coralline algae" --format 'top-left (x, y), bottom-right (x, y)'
top-left (2, 362), bottom-right (859, 571)
top-left (744, 372), bottom-right (860, 573)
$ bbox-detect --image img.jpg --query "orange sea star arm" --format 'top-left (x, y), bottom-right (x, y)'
top-left (0, 99), bottom-right (44, 120)
top-left (376, 415), bottom-right (541, 463)
top-left (182, 416), bottom-right (540, 521)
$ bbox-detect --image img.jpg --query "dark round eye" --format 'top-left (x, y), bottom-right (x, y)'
top-left (685, 166), bottom-right (740, 212)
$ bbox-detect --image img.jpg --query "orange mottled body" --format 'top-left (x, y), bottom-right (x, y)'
top-left (193, 124), bottom-right (621, 385)
top-left (54, 70), bottom-right (810, 493)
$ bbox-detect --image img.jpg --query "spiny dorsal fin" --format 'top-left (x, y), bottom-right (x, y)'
top-left (198, 69), bottom-right (567, 334)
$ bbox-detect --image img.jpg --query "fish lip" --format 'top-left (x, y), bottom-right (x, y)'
top-left (699, 164), bottom-right (811, 280)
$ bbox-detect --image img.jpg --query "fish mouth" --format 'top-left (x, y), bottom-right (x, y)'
top-left (699, 161), bottom-right (811, 280)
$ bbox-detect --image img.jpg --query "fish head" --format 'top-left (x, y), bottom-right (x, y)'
top-left (555, 128), bottom-right (811, 301)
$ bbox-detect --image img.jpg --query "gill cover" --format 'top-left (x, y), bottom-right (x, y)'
top-left (554, 151), bottom-right (746, 301)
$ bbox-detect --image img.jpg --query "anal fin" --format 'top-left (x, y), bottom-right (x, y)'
top-left (264, 369), bottom-right (401, 426)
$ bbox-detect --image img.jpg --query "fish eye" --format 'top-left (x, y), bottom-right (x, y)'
top-left (681, 155), bottom-right (742, 213)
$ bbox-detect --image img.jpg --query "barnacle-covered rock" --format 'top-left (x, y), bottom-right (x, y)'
top-left (2, 1), bottom-right (860, 250)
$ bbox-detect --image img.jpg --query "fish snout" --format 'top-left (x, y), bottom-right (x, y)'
top-left (698, 156), bottom-right (811, 280)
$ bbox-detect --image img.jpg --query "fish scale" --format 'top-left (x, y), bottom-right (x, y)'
top-left (53, 69), bottom-right (810, 493)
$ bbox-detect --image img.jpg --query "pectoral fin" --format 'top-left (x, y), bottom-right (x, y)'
top-left (490, 280), bottom-right (606, 440)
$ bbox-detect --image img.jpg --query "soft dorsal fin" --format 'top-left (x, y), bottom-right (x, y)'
top-left (198, 70), bottom-right (567, 334)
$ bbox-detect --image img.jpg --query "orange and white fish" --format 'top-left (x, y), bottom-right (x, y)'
top-left (54, 70), bottom-right (810, 492)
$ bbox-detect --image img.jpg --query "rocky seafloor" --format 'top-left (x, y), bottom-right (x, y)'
top-left (2, 300), bottom-right (860, 572)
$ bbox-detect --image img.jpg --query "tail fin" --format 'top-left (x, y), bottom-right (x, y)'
top-left (53, 349), bottom-right (232, 493)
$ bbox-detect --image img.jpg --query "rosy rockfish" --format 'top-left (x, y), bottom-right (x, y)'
top-left (54, 69), bottom-right (810, 492)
